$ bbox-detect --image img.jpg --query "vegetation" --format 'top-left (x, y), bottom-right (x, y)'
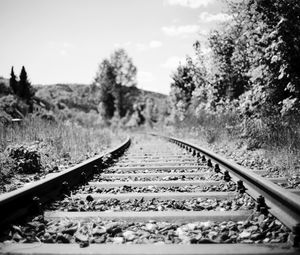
top-left (0, 116), bottom-right (122, 192)
top-left (94, 49), bottom-right (137, 119)
top-left (1, 0), bottom-right (299, 188)
top-left (167, 0), bottom-right (300, 174)
top-left (0, 51), bottom-right (166, 190)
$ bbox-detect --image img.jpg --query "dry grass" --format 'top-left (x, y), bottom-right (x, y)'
top-left (154, 114), bottom-right (300, 176)
top-left (0, 116), bottom-right (125, 181)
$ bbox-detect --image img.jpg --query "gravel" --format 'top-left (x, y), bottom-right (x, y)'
top-left (106, 167), bottom-right (213, 174)
top-left (77, 182), bottom-right (237, 194)
top-left (1, 214), bottom-right (290, 245)
top-left (275, 176), bottom-right (300, 189)
top-left (93, 173), bottom-right (224, 182)
top-left (47, 193), bottom-right (255, 212)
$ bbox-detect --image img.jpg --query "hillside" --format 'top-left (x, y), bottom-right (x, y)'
top-left (34, 83), bottom-right (168, 126)
top-left (36, 83), bottom-right (167, 111)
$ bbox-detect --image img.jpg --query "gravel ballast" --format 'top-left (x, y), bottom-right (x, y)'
top-left (47, 193), bottom-right (255, 212)
top-left (1, 214), bottom-right (290, 245)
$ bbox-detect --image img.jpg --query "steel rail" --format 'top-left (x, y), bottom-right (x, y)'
top-left (151, 134), bottom-right (300, 242)
top-left (0, 137), bottom-right (131, 228)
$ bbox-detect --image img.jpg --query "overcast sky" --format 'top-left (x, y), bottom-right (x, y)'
top-left (0, 0), bottom-right (229, 94)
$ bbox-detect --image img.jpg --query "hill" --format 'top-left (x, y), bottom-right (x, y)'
top-left (35, 83), bottom-right (168, 126)
top-left (0, 78), bottom-right (168, 126)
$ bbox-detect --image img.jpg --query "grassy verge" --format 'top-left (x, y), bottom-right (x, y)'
top-left (154, 114), bottom-right (300, 177)
top-left (0, 116), bottom-right (125, 192)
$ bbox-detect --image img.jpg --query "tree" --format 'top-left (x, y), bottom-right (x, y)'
top-left (9, 66), bottom-right (18, 95)
top-left (18, 66), bottom-right (34, 100)
top-left (204, 0), bottom-right (300, 119)
top-left (94, 59), bottom-right (117, 119)
top-left (93, 49), bottom-right (138, 119)
top-left (169, 42), bottom-right (210, 121)
top-left (109, 49), bottom-right (137, 88)
top-left (169, 61), bottom-right (195, 121)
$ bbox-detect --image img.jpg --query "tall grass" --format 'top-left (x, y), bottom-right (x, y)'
top-left (155, 111), bottom-right (300, 175)
top-left (0, 116), bottom-right (124, 176)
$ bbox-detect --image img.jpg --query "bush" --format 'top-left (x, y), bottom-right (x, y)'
top-left (7, 143), bottom-right (42, 174)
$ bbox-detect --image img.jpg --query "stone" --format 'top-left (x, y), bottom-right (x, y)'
top-left (250, 233), bottom-right (263, 240)
top-left (145, 223), bottom-right (157, 232)
top-left (74, 233), bottom-right (89, 242)
top-left (105, 223), bottom-right (122, 236)
top-left (86, 195), bottom-right (94, 202)
top-left (79, 241), bottom-right (89, 248)
top-left (270, 238), bottom-right (281, 243)
top-left (241, 239), bottom-right (254, 244)
top-left (92, 227), bottom-right (106, 236)
top-left (246, 225), bottom-right (258, 232)
top-left (239, 230), bottom-right (251, 239)
top-left (56, 233), bottom-right (70, 243)
top-left (113, 237), bottom-right (124, 244)
top-left (123, 230), bottom-right (136, 241)
top-left (94, 235), bottom-right (106, 243)
top-left (207, 231), bottom-right (218, 240)
top-left (186, 223), bottom-right (197, 231)
top-left (62, 226), bottom-right (78, 235)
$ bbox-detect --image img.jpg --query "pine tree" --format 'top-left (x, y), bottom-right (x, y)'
top-left (19, 66), bottom-right (34, 99)
top-left (9, 66), bottom-right (18, 94)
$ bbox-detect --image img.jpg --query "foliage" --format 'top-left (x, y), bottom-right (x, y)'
top-left (94, 49), bottom-right (138, 119)
top-left (9, 66), bottom-right (35, 102)
top-left (35, 83), bottom-right (167, 128)
top-left (9, 67), bottom-right (18, 95)
top-left (168, 0), bottom-right (300, 149)
top-left (18, 66), bottom-right (35, 101)
top-left (169, 43), bottom-right (209, 121)
top-left (0, 95), bottom-right (28, 119)
top-left (7, 143), bottom-right (42, 174)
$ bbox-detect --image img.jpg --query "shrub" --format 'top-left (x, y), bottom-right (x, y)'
top-left (7, 143), bottom-right (42, 174)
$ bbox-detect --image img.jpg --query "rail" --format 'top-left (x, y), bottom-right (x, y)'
top-left (151, 133), bottom-right (300, 240)
top-left (0, 137), bottom-right (131, 228)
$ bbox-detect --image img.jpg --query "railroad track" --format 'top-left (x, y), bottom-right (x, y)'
top-left (0, 134), bottom-right (300, 254)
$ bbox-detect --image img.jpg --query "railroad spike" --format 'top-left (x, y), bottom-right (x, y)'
top-left (192, 149), bottom-right (196, 157)
top-left (207, 159), bottom-right (213, 167)
top-left (30, 196), bottom-right (42, 214)
top-left (81, 171), bottom-right (87, 183)
top-left (61, 181), bottom-right (70, 194)
top-left (223, 170), bottom-right (231, 181)
top-left (256, 195), bottom-right (269, 215)
top-left (215, 163), bottom-right (221, 173)
top-left (237, 180), bottom-right (246, 193)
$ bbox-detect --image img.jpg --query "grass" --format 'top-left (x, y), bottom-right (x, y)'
top-left (154, 113), bottom-right (300, 177)
top-left (0, 116), bottom-right (125, 188)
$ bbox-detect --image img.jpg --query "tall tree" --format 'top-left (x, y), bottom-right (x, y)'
top-left (9, 66), bottom-right (18, 94)
top-left (19, 66), bottom-right (34, 100)
top-left (93, 49), bottom-right (138, 119)
top-left (94, 59), bottom-right (117, 119)
top-left (109, 48), bottom-right (137, 88)
top-left (169, 58), bottom-right (196, 121)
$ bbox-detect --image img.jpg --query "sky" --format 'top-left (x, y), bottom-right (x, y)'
top-left (0, 0), bottom-right (230, 94)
